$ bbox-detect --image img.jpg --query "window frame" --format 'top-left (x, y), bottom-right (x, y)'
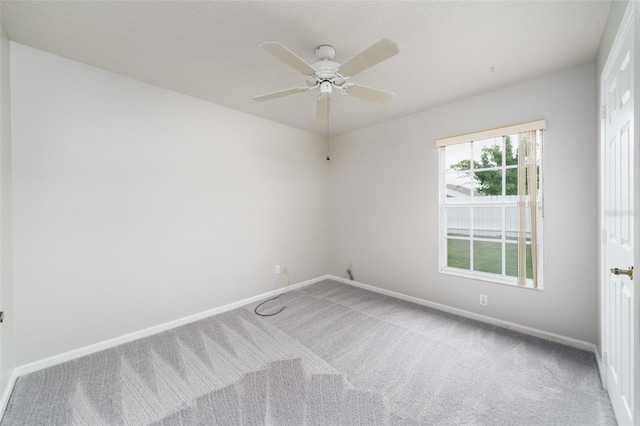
top-left (437, 126), bottom-right (544, 290)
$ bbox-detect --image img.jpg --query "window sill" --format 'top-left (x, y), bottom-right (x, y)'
top-left (439, 267), bottom-right (543, 291)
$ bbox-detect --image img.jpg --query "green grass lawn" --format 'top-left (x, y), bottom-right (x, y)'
top-left (447, 239), bottom-right (532, 279)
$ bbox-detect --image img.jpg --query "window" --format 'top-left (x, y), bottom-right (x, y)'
top-left (437, 121), bottom-right (544, 289)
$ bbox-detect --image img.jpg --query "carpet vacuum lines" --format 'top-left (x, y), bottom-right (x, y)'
top-left (1, 279), bottom-right (616, 425)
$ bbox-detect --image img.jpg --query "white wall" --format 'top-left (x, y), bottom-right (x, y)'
top-left (0, 22), bottom-right (14, 398)
top-left (329, 63), bottom-right (598, 343)
top-left (11, 43), bottom-right (329, 366)
top-left (6, 38), bottom-right (607, 366)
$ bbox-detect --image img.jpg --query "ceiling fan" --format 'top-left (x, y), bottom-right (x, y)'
top-left (253, 39), bottom-right (399, 122)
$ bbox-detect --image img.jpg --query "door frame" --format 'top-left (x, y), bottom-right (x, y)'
top-left (599, 1), bottom-right (639, 423)
top-left (635, 1), bottom-right (640, 423)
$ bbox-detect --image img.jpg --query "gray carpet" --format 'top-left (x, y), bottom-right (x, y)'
top-left (2, 279), bottom-right (617, 425)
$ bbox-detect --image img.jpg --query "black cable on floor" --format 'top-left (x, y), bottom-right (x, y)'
top-left (255, 268), bottom-right (289, 317)
top-left (254, 293), bottom-right (286, 317)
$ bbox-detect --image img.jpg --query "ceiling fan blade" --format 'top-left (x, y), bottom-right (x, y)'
top-left (339, 39), bottom-right (399, 77)
top-left (344, 84), bottom-right (397, 105)
top-left (316, 95), bottom-right (331, 122)
top-left (253, 87), bottom-right (307, 102)
top-left (261, 42), bottom-right (317, 75)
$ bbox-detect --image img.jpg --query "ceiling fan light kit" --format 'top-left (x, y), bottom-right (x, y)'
top-left (253, 39), bottom-right (399, 123)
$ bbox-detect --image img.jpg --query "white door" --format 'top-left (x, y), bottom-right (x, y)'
top-left (602, 3), bottom-right (636, 425)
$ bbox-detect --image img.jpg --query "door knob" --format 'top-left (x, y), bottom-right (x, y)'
top-left (611, 266), bottom-right (633, 280)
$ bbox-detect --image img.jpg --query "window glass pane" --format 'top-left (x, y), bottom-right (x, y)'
top-left (473, 170), bottom-right (503, 201)
top-left (473, 207), bottom-right (502, 239)
top-left (505, 243), bottom-right (533, 279)
top-left (505, 207), bottom-right (531, 241)
top-left (505, 207), bottom-right (518, 240)
top-left (445, 172), bottom-right (473, 204)
top-left (504, 135), bottom-right (518, 166)
top-left (504, 134), bottom-right (519, 201)
top-left (523, 208), bottom-right (531, 242)
top-left (505, 167), bottom-right (518, 200)
top-left (473, 137), bottom-right (502, 169)
top-left (447, 239), bottom-right (470, 270)
top-left (445, 143), bottom-right (471, 171)
top-left (446, 207), bottom-right (470, 237)
top-left (535, 139), bottom-right (542, 195)
top-left (505, 243), bottom-right (518, 276)
top-left (473, 241), bottom-right (502, 274)
top-left (524, 165), bottom-right (541, 196)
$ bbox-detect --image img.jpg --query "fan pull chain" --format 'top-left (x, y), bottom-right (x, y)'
top-left (326, 98), bottom-right (331, 161)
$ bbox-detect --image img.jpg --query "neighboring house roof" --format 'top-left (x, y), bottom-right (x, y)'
top-left (446, 184), bottom-right (475, 198)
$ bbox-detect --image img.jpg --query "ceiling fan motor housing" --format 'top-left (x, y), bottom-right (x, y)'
top-left (313, 44), bottom-right (341, 89)
top-left (315, 44), bottom-right (336, 61)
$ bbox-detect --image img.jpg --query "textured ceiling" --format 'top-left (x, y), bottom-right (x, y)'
top-left (1, 1), bottom-right (611, 136)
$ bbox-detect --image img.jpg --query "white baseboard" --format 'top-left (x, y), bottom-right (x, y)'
top-left (328, 275), bottom-right (598, 354)
top-left (16, 275), bottom-right (329, 377)
top-left (9, 272), bottom-right (599, 417)
top-left (17, 273), bottom-right (597, 378)
top-left (0, 369), bottom-right (18, 420)
top-left (594, 349), bottom-right (606, 388)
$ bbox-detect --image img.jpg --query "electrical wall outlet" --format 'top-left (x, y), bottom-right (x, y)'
top-left (479, 294), bottom-right (488, 306)
top-left (275, 265), bottom-right (281, 274)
